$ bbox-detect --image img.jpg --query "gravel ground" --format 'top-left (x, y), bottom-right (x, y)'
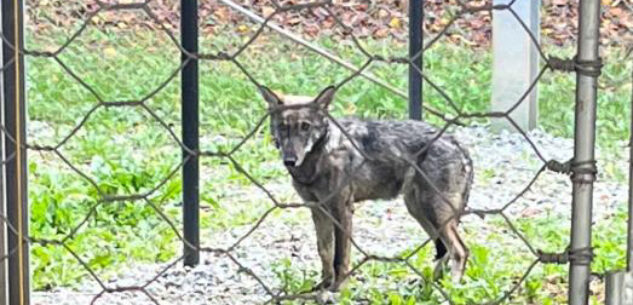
top-left (32, 125), bottom-right (628, 305)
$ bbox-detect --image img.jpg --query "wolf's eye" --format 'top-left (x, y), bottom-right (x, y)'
top-left (300, 122), bottom-right (311, 131)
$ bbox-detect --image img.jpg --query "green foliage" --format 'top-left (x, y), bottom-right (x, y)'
top-left (272, 208), bottom-right (629, 304)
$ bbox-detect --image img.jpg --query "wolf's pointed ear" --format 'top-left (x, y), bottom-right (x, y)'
top-left (259, 86), bottom-right (283, 106)
top-left (314, 86), bottom-right (336, 109)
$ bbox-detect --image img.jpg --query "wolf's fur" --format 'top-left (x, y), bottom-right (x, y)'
top-left (260, 86), bottom-right (474, 290)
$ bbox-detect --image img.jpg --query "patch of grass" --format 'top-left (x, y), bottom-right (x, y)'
top-left (479, 168), bottom-right (497, 185)
top-left (29, 159), bottom-right (181, 288)
top-left (272, 208), bottom-right (629, 305)
top-left (273, 258), bottom-right (319, 294)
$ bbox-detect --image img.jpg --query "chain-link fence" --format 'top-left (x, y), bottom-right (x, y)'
top-left (0, 0), bottom-right (610, 304)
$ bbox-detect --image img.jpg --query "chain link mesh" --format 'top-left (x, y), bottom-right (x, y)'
top-left (0, 0), bottom-right (605, 304)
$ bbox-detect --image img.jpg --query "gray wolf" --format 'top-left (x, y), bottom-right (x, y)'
top-left (259, 85), bottom-right (473, 290)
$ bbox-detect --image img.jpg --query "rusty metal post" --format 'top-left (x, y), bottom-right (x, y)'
top-left (2, 0), bottom-right (28, 304)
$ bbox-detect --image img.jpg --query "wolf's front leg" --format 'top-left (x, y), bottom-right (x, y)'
top-left (310, 206), bottom-right (335, 290)
top-left (332, 201), bottom-right (352, 290)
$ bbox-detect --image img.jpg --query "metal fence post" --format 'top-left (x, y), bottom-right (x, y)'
top-left (605, 270), bottom-right (625, 305)
top-left (626, 67), bottom-right (633, 272)
top-left (2, 0), bottom-right (28, 304)
top-left (606, 54), bottom-right (633, 305)
top-left (568, 0), bottom-right (601, 304)
top-left (603, 61), bottom-right (633, 305)
top-left (181, 0), bottom-right (200, 267)
top-left (0, 2), bottom-right (7, 304)
top-left (408, 0), bottom-right (423, 120)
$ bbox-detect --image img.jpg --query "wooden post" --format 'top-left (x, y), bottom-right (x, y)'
top-left (491, 0), bottom-right (540, 132)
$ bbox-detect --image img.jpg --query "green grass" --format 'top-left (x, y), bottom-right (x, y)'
top-left (271, 209), bottom-right (628, 305)
top-left (24, 24), bottom-right (632, 304)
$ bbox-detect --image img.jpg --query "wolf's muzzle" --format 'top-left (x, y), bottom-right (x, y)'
top-left (282, 153), bottom-right (298, 167)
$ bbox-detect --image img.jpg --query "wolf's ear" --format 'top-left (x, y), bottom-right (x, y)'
top-left (259, 86), bottom-right (283, 106)
top-left (314, 86), bottom-right (336, 109)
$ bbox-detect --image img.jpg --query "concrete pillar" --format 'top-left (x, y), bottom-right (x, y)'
top-left (491, 0), bottom-right (540, 132)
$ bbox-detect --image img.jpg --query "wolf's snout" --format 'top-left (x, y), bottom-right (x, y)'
top-left (283, 156), bottom-right (297, 167)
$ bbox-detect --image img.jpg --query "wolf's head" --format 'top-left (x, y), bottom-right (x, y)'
top-left (259, 86), bottom-right (336, 168)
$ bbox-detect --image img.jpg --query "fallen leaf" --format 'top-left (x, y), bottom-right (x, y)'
top-left (389, 17), bottom-right (401, 29)
top-left (103, 47), bottom-right (117, 58)
top-left (378, 9), bottom-right (389, 19)
top-left (213, 7), bottom-right (230, 22)
top-left (519, 207), bottom-right (542, 218)
top-left (262, 6), bottom-right (275, 17)
top-left (373, 28), bottom-right (389, 38)
top-left (287, 17), bottom-right (302, 25)
top-left (304, 24), bottom-right (319, 37)
top-left (609, 7), bottom-right (623, 17)
top-left (237, 24), bottom-right (249, 33)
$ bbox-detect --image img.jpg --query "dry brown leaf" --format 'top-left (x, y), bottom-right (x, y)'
top-left (287, 17), bottom-right (302, 25)
top-left (262, 6), bottom-right (275, 17)
top-left (373, 28), bottom-right (389, 38)
top-left (378, 9), bottom-right (389, 19)
top-left (213, 7), bottom-right (230, 22)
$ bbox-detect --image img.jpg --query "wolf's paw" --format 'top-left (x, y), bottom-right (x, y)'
top-left (311, 276), bottom-right (335, 292)
top-left (433, 255), bottom-right (449, 281)
top-left (315, 290), bottom-right (337, 305)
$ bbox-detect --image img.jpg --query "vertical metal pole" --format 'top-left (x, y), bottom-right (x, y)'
top-left (626, 67), bottom-right (633, 272)
top-left (408, 0), bottom-right (423, 120)
top-left (181, 0), bottom-right (200, 266)
top-left (605, 270), bottom-right (625, 305)
top-left (0, 2), bottom-right (7, 304)
top-left (2, 0), bottom-right (28, 304)
top-left (568, 0), bottom-right (601, 304)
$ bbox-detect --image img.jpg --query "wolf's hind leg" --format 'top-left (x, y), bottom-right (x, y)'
top-left (432, 239), bottom-right (449, 280)
top-left (404, 185), bottom-right (468, 282)
top-left (441, 220), bottom-right (468, 282)
top-left (403, 190), bottom-right (448, 280)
